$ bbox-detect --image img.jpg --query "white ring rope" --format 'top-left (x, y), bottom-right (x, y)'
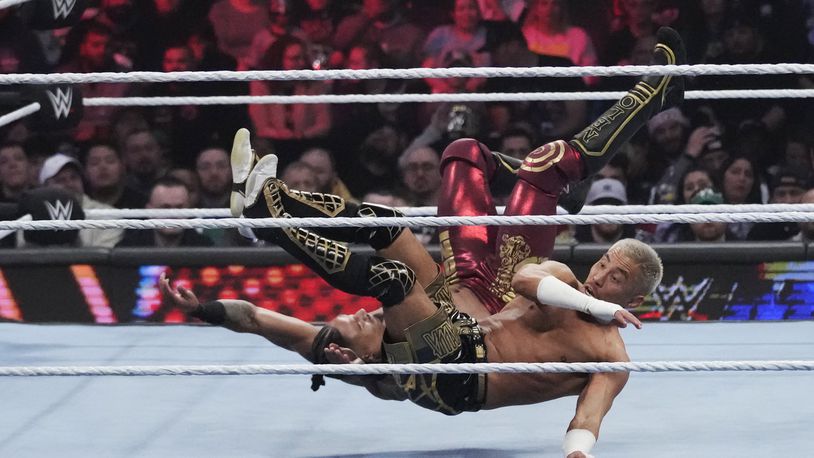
top-left (83, 89), bottom-right (814, 107)
top-left (0, 88), bottom-right (800, 130)
top-left (2, 64), bottom-right (814, 85)
top-left (561, 204), bottom-right (814, 215)
top-left (5, 212), bottom-right (814, 231)
top-left (0, 102), bottom-right (40, 128)
top-left (83, 204), bottom-right (814, 220)
top-left (2, 360), bottom-right (813, 377)
top-left (0, 0), bottom-right (32, 9)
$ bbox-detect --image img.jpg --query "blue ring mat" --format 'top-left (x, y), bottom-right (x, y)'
top-left (1, 322), bottom-right (812, 457)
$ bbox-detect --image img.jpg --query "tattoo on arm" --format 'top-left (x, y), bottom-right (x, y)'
top-left (217, 299), bottom-right (318, 359)
top-left (219, 300), bottom-right (261, 333)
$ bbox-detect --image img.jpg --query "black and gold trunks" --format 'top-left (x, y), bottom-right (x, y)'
top-left (383, 272), bottom-right (487, 416)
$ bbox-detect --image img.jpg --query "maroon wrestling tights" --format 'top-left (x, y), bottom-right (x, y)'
top-left (438, 138), bottom-right (584, 313)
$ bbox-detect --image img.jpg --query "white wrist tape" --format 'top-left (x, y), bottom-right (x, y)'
top-left (562, 428), bottom-right (596, 456)
top-left (535, 275), bottom-right (623, 323)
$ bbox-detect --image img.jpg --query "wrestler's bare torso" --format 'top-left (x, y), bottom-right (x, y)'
top-left (452, 285), bottom-right (630, 410)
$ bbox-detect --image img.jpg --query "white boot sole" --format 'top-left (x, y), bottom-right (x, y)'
top-left (230, 128), bottom-right (254, 218)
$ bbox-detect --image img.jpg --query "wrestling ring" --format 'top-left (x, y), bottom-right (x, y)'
top-left (1, 14), bottom-right (814, 455)
top-left (2, 322), bottom-right (813, 457)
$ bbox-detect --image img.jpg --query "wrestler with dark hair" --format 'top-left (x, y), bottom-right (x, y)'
top-left (161, 271), bottom-right (405, 398)
top-left (164, 28), bottom-right (684, 457)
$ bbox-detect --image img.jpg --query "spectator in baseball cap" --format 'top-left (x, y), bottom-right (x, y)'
top-left (687, 187), bottom-right (730, 242)
top-left (748, 168), bottom-right (809, 241)
top-left (574, 178), bottom-right (635, 244)
top-left (39, 153), bottom-right (123, 247)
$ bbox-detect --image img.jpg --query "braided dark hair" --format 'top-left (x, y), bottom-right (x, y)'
top-left (309, 326), bottom-right (346, 391)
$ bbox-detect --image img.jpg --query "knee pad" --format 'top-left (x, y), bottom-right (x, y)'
top-left (357, 202), bottom-right (403, 219)
top-left (368, 257), bottom-right (416, 308)
top-left (440, 138), bottom-right (496, 178)
top-left (517, 140), bottom-right (584, 194)
top-left (357, 203), bottom-right (404, 250)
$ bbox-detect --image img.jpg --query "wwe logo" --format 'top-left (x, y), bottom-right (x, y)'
top-left (45, 87), bottom-right (73, 119)
top-left (51, 0), bottom-right (77, 20)
top-left (45, 200), bottom-right (74, 221)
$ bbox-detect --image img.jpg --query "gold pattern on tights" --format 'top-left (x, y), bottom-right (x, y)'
top-left (520, 140), bottom-right (566, 173)
top-left (421, 320), bottom-right (459, 359)
top-left (385, 299), bottom-right (487, 415)
top-left (424, 270), bottom-right (456, 316)
top-left (439, 230), bottom-right (459, 286)
top-left (488, 234), bottom-right (538, 304)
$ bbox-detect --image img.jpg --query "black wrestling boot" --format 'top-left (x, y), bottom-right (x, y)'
top-left (556, 178), bottom-right (596, 215)
top-left (230, 130), bottom-right (403, 249)
top-left (570, 27), bottom-right (685, 175)
top-left (558, 27), bottom-right (686, 214)
top-left (488, 151), bottom-right (523, 197)
top-left (258, 177), bottom-right (405, 250)
top-left (244, 179), bottom-right (415, 307)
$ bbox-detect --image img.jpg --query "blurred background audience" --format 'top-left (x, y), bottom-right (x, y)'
top-left (1, 0), bottom-right (812, 249)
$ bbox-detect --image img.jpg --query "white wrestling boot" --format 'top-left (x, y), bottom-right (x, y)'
top-left (239, 153), bottom-right (279, 240)
top-left (229, 128), bottom-right (255, 218)
top-left (244, 153), bottom-right (279, 209)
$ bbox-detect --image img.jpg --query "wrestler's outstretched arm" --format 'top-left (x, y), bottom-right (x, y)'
top-left (511, 262), bottom-right (641, 328)
top-left (563, 358), bottom-right (630, 458)
top-left (160, 273), bottom-right (319, 357)
top-left (159, 273), bottom-right (406, 401)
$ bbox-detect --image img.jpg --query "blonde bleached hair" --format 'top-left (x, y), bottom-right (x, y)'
top-left (609, 238), bottom-right (663, 295)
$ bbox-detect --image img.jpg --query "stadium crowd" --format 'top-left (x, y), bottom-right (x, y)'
top-left (2, 0), bottom-right (814, 248)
